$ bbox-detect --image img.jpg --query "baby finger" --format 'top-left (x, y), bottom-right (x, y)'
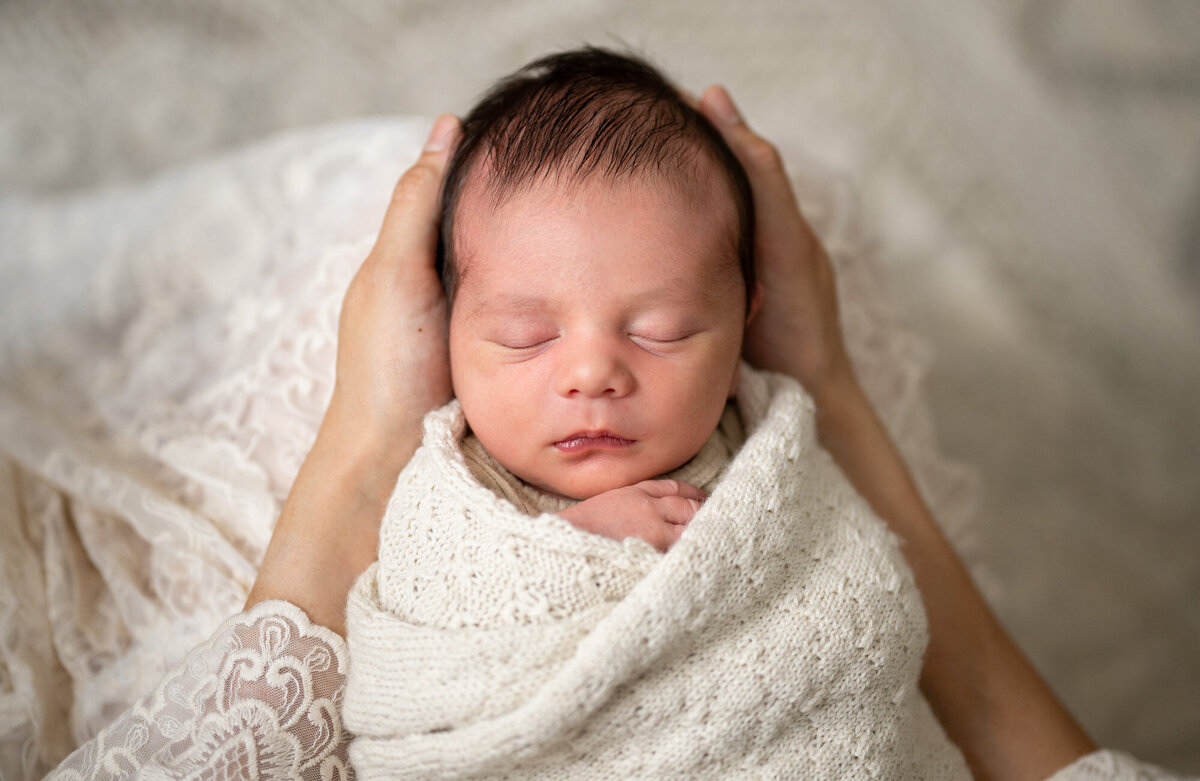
top-left (659, 495), bottom-right (703, 526)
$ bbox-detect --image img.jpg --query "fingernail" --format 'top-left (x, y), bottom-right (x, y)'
top-left (689, 499), bottom-right (702, 512)
top-left (708, 85), bottom-right (743, 126)
top-left (424, 114), bottom-right (457, 152)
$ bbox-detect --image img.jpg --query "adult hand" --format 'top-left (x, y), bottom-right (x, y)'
top-left (700, 88), bottom-right (1098, 778)
top-left (697, 86), bottom-right (853, 399)
top-left (246, 115), bottom-right (462, 634)
top-left (324, 114), bottom-right (462, 459)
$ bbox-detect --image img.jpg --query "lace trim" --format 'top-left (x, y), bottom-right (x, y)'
top-left (46, 600), bottom-right (352, 781)
top-left (1046, 749), bottom-right (1189, 781)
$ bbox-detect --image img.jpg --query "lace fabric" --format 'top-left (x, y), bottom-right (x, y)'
top-left (1047, 750), bottom-right (1192, 781)
top-left (0, 119), bottom-right (419, 776)
top-left (46, 600), bottom-right (351, 780)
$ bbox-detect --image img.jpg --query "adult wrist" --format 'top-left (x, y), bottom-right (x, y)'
top-left (247, 411), bottom-right (420, 633)
top-left (317, 397), bottom-right (425, 483)
top-left (800, 352), bottom-right (861, 412)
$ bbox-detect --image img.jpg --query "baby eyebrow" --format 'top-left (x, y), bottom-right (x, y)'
top-left (464, 283), bottom-right (722, 323)
top-left (629, 286), bottom-right (717, 307)
top-left (470, 294), bottom-right (554, 317)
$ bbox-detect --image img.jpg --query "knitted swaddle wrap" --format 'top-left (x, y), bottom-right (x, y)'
top-left (344, 366), bottom-right (970, 779)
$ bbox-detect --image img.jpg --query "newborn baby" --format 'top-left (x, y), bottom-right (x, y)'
top-left (437, 48), bottom-right (759, 550)
top-left (345, 49), bottom-right (1002, 781)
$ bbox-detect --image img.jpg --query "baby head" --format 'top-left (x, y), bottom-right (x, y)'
top-left (439, 47), bottom-right (757, 500)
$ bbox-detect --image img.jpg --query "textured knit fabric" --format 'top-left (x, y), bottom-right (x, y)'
top-left (343, 364), bottom-right (972, 779)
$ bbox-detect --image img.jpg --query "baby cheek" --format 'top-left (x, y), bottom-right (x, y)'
top-left (450, 346), bottom-right (496, 424)
top-left (683, 357), bottom-right (739, 426)
top-left (454, 348), bottom-right (542, 430)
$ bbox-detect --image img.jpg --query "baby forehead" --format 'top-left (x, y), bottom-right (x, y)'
top-left (446, 158), bottom-right (747, 313)
top-left (457, 184), bottom-right (739, 289)
top-left (454, 166), bottom-right (740, 257)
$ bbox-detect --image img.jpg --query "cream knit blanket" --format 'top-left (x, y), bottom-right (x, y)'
top-left (344, 366), bottom-right (970, 779)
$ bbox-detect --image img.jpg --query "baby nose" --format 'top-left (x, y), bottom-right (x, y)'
top-left (555, 339), bottom-right (635, 399)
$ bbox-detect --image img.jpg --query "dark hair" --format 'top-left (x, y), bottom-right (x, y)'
top-left (437, 46), bottom-right (755, 310)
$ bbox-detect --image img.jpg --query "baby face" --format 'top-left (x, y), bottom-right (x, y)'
top-left (448, 168), bottom-right (747, 500)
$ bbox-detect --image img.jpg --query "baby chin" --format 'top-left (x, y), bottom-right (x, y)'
top-left (521, 443), bottom-right (691, 501)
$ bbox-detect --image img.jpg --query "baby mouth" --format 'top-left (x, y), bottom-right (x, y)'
top-left (553, 431), bottom-right (636, 452)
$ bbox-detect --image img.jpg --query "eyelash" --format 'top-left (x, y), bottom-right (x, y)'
top-left (630, 332), bottom-right (698, 355)
top-left (494, 332), bottom-right (693, 352)
top-left (500, 339), bottom-right (554, 351)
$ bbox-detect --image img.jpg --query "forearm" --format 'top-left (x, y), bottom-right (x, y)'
top-left (245, 411), bottom-right (420, 636)
top-left (246, 115), bottom-right (458, 637)
top-left (808, 363), bottom-right (1096, 781)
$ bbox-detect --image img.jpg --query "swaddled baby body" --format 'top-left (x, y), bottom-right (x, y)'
top-left (438, 48), bottom-right (759, 550)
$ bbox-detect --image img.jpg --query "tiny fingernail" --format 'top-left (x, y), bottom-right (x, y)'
top-left (709, 85), bottom-right (742, 126)
top-left (424, 115), bottom-right (457, 152)
top-left (689, 499), bottom-right (702, 511)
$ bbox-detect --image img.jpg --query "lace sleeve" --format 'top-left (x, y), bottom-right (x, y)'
top-left (45, 600), bottom-right (352, 781)
top-left (1046, 750), bottom-right (1194, 781)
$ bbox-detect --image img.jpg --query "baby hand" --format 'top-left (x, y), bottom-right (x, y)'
top-left (558, 479), bottom-right (706, 552)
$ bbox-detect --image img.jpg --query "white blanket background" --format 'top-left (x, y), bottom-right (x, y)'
top-left (1, 0), bottom-right (1197, 775)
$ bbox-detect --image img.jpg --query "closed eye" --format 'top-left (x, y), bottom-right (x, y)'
top-left (629, 332), bottom-right (694, 347)
top-left (493, 337), bottom-right (557, 351)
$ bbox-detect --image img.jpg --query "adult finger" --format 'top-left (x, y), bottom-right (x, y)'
top-left (697, 86), bottom-right (792, 203)
top-left (369, 114), bottom-right (462, 269)
top-left (697, 86), bottom-right (822, 252)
